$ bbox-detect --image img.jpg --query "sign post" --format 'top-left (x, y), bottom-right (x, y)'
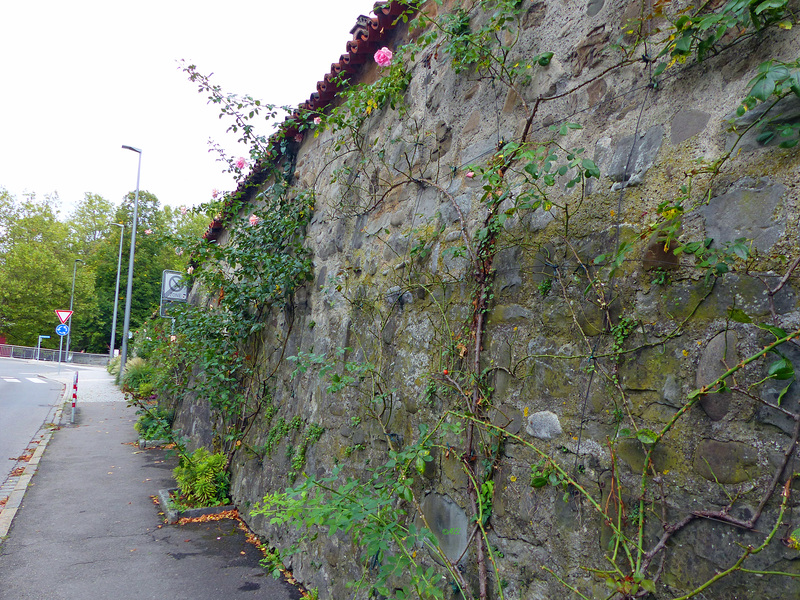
top-left (55, 315), bottom-right (70, 373)
top-left (36, 335), bottom-right (51, 361)
top-left (160, 269), bottom-right (189, 321)
top-left (71, 371), bottom-right (78, 424)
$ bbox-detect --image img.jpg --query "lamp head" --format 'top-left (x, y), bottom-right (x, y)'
top-left (121, 144), bottom-right (142, 153)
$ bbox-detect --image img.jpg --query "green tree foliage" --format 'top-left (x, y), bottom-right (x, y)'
top-left (0, 191), bottom-right (95, 346)
top-left (0, 187), bottom-right (206, 352)
top-left (68, 193), bottom-right (115, 256)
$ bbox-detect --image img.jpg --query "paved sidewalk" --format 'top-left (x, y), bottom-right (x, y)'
top-left (0, 368), bottom-right (299, 600)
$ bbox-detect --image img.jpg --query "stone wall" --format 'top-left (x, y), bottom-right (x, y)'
top-left (173, 1), bottom-right (800, 598)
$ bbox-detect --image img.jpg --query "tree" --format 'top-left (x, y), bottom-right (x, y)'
top-left (0, 187), bottom-right (205, 352)
top-left (81, 192), bottom-right (206, 353)
top-left (68, 193), bottom-right (114, 256)
top-left (0, 192), bottom-right (96, 347)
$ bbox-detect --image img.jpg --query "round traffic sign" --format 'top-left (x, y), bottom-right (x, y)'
top-left (56, 324), bottom-right (70, 336)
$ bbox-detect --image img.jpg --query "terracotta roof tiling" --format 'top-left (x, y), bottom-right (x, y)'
top-left (203, 1), bottom-right (413, 242)
top-left (298, 1), bottom-right (411, 116)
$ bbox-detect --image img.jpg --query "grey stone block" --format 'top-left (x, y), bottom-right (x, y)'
top-left (587, 0), bottom-right (604, 17)
top-left (420, 493), bottom-right (470, 563)
top-left (692, 440), bottom-right (758, 484)
top-left (525, 411), bottom-right (563, 439)
top-left (597, 125), bottom-right (664, 189)
top-left (700, 177), bottom-right (786, 252)
top-left (670, 109), bottom-right (710, 145)
top-left (695, 331), bottom-right (738, 421)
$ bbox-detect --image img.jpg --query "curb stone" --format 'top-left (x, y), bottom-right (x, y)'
top-left (158, 488), bottom-right (236, 523)
top-left (0, 379), bottom-right (67, 542)
top-left (139, 438), bottom-right (172, 449)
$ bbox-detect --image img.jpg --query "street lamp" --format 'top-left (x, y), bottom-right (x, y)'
top-left (119, 145), bottom-right (142, 380)
top-left (65, 258), bottom-right (84, 361)
top-left (108, 222), bottom-right (125, 363)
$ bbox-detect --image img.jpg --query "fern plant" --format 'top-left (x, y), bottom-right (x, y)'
top-left (173, 447), bottom-right (230, 507)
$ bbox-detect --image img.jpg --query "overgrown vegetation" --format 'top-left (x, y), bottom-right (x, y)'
top-left (134, 406), bottom-right (174, 441)
top-left (141, 1), bottom-right (800, 599)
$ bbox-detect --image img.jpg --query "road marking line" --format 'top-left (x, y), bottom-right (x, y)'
top-left (25, 378), bottom-right (46, 384)
top-left (2, 377), bottom-right (21, 382)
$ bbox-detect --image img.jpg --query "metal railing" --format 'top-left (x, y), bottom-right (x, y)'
top-left (0, 344), bottom-right (110, 366)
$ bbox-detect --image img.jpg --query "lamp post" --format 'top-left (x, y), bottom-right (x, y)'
top-left (65, 258), bottom-right (84, 362)
top-left (108, 222), bottom-right (125, 363)
top-left (119, 145), bottom-right (141, 380)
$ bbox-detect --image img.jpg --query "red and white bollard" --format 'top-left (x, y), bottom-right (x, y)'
top-left (71, 371), bottom-right (78, 424)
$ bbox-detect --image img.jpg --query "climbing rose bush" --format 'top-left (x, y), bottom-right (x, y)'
top-left (374, 46), bottom-right (392, 67)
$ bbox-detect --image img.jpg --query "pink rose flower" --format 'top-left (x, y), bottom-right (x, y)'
top-left (294, 133), bottom-right (304, 143)
top-left (466, 171), bottom-right (475, 179)
top-left (313, 116), bottom-right (322, 125)
top-left (249, 214), bottom-right (260, 226)
top-left (180, 204), bottom-right (189, 214)
top-left (144, 229), bottom-right (152, 234)
top-left (374, 47), bottom-right (393, 67)
top-left (235, 157), bottom-right (247, 169)
top-left (187, 266), bottom-right (194, 275)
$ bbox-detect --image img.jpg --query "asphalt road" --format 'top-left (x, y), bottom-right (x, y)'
top-left (0, 358), bottom-right (66, 481)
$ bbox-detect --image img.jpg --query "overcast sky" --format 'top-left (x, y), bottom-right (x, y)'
top-left (0, 0), bottom-right (374, 216)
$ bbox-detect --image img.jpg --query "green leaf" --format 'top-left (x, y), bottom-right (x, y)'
top-left (581, 158), bottom-right (601, 178)
top-left (788, 527), bottom-right (800, 550)
top-left (768, 357), bottom-right (794, 380)
top-left (728, 308), bottom-right (752, 323)
top-left (674, 33), bottom-right (693, 54)
top-left (538, 51), bottom-right (554, 66)
top-left (757, 323), bottom-right (787, 339)
top-left (777, 380), bottom-right (793, 405)
top-left (731, 242), bottom-right (749, 260)
top-left (636, 429), bottom-right (658, 445)
top-left (755, 0), bottom-right (788, 15)
top-left (750, 74), bottom-right (776, 101)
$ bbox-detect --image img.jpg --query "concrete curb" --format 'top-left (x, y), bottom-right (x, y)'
top-left (158, 488), bottom-right (236, 523)
top-left (0, 380), bottom-right (67, 541)
top-left (139, 439), bottom-right (172, 449)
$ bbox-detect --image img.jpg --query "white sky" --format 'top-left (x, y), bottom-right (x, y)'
top-left (0, 0), bottom-right (374, 216)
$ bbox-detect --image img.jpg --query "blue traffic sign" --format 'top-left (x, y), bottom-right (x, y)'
top-left (56, 324), bottom-right (69, 336)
